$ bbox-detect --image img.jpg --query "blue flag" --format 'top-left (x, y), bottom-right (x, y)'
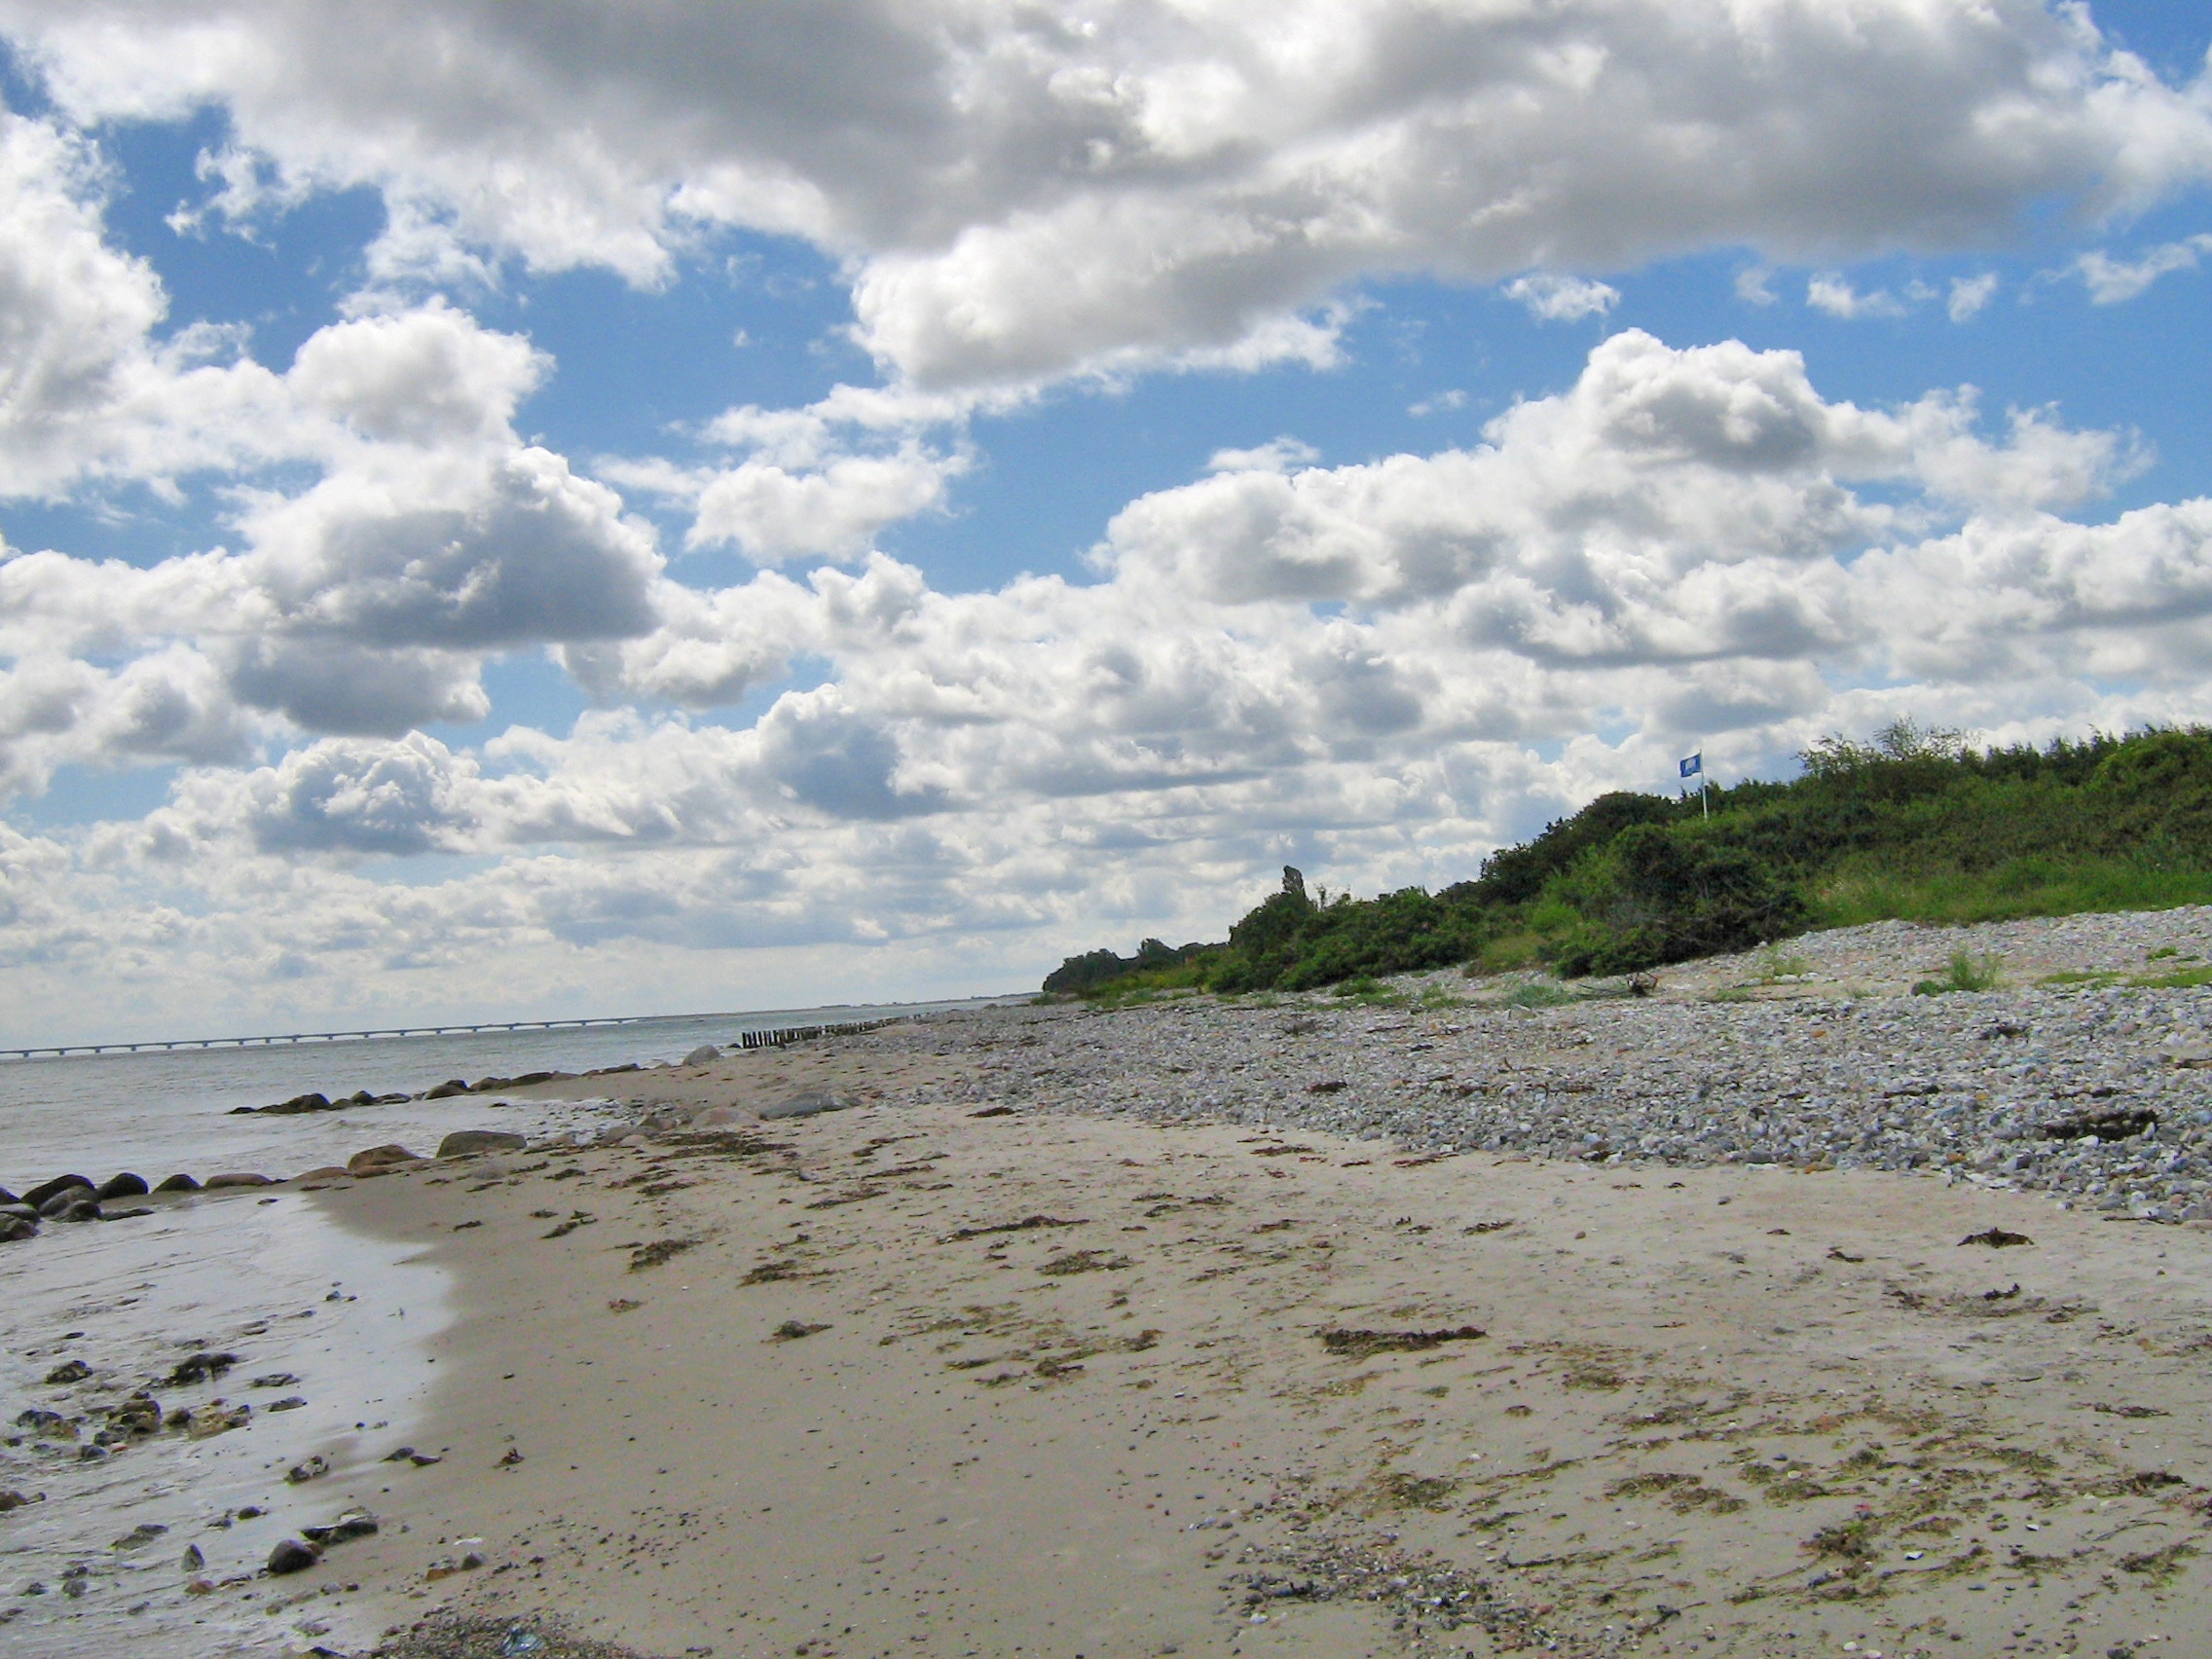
top-left (1679, 753), bottom-right (1703, 779)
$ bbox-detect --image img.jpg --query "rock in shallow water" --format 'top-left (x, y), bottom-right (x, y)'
top-left (153, 1173), bottom-right (200, 1193)
top-left (94, 1172), bottom-right (148, 1199)
top-left (0, 1214), bottom-right (36, 1243)
top-left (22, 1174), bottom-right (92, 1209)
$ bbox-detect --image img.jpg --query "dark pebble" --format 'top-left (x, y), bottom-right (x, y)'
top-left (266, 1538), bottom-right (319, 1575)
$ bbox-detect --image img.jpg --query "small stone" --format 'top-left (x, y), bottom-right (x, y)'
top-left (110, 1522), bottom-right (167, 1550)
top-left (496, 1448), bottom-right (524, 1466)
top-left (166, 1351), bottom-right (238, 1386)
top-left (300, 1508), bottom-right (377, 1547)
top-left (247, 1372), bottom-right (298, 1388)
top-left (186, 1403), bottom-right (249, 1439)
top-left (43, 1360), bottom-right (91, 1385)
top-left (181, 1543), bottom-right (203, 1571)
top-left (285, 1454), bottom-right (329, 1484)
top-left (267, 1396), bottom-right (308, 1413)
top-left (0, 1491), bottom-right (34, 1512)
top-left (265, 1538), bottom-right (319, 1575)
top-left (108, 1393), bottom-right (161, 1435)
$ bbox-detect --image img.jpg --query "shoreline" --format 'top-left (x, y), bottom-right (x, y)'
top-left (13, 912), bottom-right (2212, 1655)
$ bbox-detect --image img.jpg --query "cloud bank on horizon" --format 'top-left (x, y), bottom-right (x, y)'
top-left (0, 0), bottom-right (2208, 1039)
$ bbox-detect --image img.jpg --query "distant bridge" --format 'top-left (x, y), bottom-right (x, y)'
top-left (0, 1011), bottom-right (908, 1062)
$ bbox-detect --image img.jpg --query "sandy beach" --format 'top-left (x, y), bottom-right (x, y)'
top-left (15, 927), bottom-right (2212, 1659)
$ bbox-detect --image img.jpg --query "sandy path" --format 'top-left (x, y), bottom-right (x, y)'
top-left (270, 1030), bottom-right (2212, 1659)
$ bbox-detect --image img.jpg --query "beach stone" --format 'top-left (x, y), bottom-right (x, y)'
top-left (691, 1105), bottom-right (750, 1128)
top-left (44, 1360), bottom-right (91, 1385)
top-left (22, 1174), bottom-right (92, 1209)
top-left (301, 1507), bottom-right (378, 1546)
top-left (203, 1173), bottom-right (276, 1190)
top-left (266, 1538), bottom-right (319, 1575)
top-left (48, 1197), bottom-right (102, 1223)
top-left (348, 1144), bottom-right (422, 1175)
top-left (0, 1215), bottom-right (35, 1243)
top-left (285, 1454), bottom-right (329, 1484)
top-left (423, 1079), bottom-right (472, 1099)
top-left (167, 1350), bottom-right (238, 1386)
top-left (758, 1088), bottom-right (859, 1121)
top-left (0, 1186), bottom-right (14, 1204)
top-left (187, 1403), bottom-right (249, 1439)
top-left (683, 1044), bottom-right (722, 1066)
top-left (95, 1172), bottom-right (149, 1200)
top-left (294, 1165), bottom-right (351, 1183)
top-left (437, 1129), bottom-right (528, 1159)
top-left (109, 1393), bottom-right (161, 1435)
top-left (0, 1490), bottom-right (32, 1512)
top-left (153, 1173), bottom-right (200, 1193)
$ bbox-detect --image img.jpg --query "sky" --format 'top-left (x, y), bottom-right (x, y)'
top-left (0, 1), bottom-right (2209, 1043)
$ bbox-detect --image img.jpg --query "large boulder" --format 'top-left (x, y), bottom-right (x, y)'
top-left (202, 1173), bottom-right (276, 1190)
top-left (683, 1044), bottom-right (721, 1066)
top-left (95, 1173), bottom-right (149, 1200)
top-left (422, 1079), bottom-right (472, 1100)
top-left (757, 1089), bottom-right (858, 1121)
top-left (22, 1175), bottom-right (92, 1210)
top-left (152, 1173), bottom-right (201, 1194)
top-left (39, 1190), bottom-right (98, 1220)
top-left (0, 1214), bottom-right (36, 1244)
top-left (347, 1145), bottom-right (422, 1176)
top-left (436, 1129), bottom-right (528, 1159)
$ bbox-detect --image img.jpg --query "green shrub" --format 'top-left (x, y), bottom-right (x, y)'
top-left (1049, 724), bottom-right (2212, 997)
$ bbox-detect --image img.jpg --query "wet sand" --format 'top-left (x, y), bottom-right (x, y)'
top-left (271, 1026), bottom-right (2212, 1659)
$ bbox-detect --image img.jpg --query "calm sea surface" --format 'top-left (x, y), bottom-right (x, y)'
top-left (0, 994), bottom-right (1007, 1657)
top-left (0, 996), bottom-right (1002, 1193)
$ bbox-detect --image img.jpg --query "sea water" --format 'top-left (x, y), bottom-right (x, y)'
top-left (0, 995), bottom-right (1000, 1656)
top-left (0, 997), bottom-right (995, 1194)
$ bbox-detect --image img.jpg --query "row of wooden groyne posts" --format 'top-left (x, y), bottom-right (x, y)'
top-left (732, 1016), bottom-right (902, 1051)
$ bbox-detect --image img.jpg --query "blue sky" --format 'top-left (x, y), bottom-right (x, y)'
top-left (0, 0), bottom-right (2208, 1041)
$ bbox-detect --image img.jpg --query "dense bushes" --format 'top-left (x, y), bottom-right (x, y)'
top-left (1044, 723), bottom-right (2212, 997)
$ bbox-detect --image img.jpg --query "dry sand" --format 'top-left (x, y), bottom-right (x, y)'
top-left (222, 1026), bottom-right (2212, 1659)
